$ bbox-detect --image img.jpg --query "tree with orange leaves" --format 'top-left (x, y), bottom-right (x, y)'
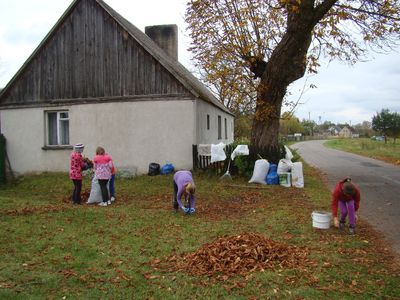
top-left (185, 0), bottom-right (400, 161)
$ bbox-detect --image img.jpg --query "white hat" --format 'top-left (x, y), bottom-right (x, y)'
top-left (74, 143), bottom-right (84, 152)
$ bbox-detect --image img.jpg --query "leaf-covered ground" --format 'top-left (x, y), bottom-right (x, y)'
top-left (0, 169), bottom-right (399, 299)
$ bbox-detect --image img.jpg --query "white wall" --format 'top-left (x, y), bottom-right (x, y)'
top-left (196, 99), bottom-right (234, 145)
top-left (1, 107), bottom-right (68, 174)
top-left (0, 99), bottom-right (197, 175)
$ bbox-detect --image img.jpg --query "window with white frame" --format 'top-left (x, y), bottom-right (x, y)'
top-left (46, 111), bottom-right (70, 146)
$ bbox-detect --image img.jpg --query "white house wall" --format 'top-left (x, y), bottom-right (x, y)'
top-left (196, 99), bottom-right (234, 145)
top-left (0, 100), bottom-right (196, 175)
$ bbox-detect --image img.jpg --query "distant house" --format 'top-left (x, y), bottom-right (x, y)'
top-left (327, 125), bottom-right (341, 136)
top-left (0, 0), bottom-right (234, 176)
top-left (339, 126), bottom-right (359, 138)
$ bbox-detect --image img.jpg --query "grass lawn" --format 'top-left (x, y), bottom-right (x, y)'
top-left (0, 164), bottom-right (399, 299)
top-left (325, 138), bottom-right (400, 165)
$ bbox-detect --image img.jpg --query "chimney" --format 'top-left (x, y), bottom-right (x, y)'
top-left (145, 24), bottom-right (178, 60)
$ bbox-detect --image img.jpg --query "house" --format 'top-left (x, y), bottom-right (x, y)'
top-left (0, 0), bottom-right (234, 176)
top-left (327, 125), bottom-right (341, 136)
top-left (339, 126), bottom-right (359, 138)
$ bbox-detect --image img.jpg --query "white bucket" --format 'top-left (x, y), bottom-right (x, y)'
top-left (311, 211), bottom-right (332, 229)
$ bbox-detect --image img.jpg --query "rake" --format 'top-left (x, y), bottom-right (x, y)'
top-left (220, 158), bottom-right (232, 180)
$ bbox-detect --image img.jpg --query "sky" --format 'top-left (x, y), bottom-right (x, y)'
top-left (0, 0), bottom-right (399, 126)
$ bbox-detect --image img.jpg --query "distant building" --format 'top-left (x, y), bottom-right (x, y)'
top-left (328, 125), bottom-right (341, 136)
top-left (339, 126), bottom-right (359, 138)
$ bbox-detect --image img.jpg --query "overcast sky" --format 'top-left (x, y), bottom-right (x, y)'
top-left (0, 0), bottom-right (399, 125)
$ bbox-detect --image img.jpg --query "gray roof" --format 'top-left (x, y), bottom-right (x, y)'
top-left (0, 0), bottom-right (232, 115)
top-left (98, 0), bottom-right (231, 113)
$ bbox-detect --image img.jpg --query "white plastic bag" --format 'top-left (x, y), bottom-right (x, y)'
top-left (248, 159), bottom-right (270, 184)
top-left (230, 145), bottom-right (249, 160)
top-left (291, 162), bottom-right (304, 188)
top-left (277, 158), bottom-right (293, 174)
top-left (284, 145), bottom-right (293, 160)
top-left (87, 175), bottom-right (110, 203)
top-left (211, 142), bottom-right (226, 163)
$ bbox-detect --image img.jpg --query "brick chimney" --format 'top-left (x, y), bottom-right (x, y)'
top-left (145, 24), bottom-right (178, 60)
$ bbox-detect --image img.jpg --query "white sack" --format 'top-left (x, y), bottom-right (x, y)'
top-left (231, 144), bottom-right (249, 160)
top-left (248, 159), bottom-right (270, 184)
top-left (211, 142), bottom-right (226, 163)
top-left (277, 158), bottom-right (293, 174)
top-left (284, 145), bottom-right (294, 160)
top-left (291, 162), bottom-right (304, 188)
top-left (87, 175), bottom-right (110, 203)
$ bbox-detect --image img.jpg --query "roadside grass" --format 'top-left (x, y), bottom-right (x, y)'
top-left (325, 138), bottom-right (400, 165)
top-left (0, 165), bottom-right (399, 299)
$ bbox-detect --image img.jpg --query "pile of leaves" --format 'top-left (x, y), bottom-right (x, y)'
top-left (153, 232), bottom-right (309, 279)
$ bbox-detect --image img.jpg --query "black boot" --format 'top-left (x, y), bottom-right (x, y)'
top-left (172, 197), bottom-right (179, 212)
top-left (339, 221), bottom-right (345, 230)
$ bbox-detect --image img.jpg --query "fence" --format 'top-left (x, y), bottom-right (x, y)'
top-left (192, 144), bottom-right (234, 173)
top-left (192, 143), bottom-right (287, 174)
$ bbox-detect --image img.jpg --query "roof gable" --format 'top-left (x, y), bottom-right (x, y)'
top-left (0, 0), bottom-right (230, 113)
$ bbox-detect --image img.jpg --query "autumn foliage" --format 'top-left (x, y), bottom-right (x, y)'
top-left (185, 0), bottom-right (400, 153)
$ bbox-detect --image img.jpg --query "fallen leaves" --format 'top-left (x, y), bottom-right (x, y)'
top-left (3, 204), bottom-right (67, 216)
top-left (151, 232), bottom-right (309, 280)
top-left (59, 269), bottom-right (77, 278)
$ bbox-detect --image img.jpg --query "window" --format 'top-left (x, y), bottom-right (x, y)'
top-left (224, 118), bottom-right (227, 139)
top-left (46, 111), bottom-right (69, 146)
top-left (207, 114), bottom-right (210, 130)
top-left (218, 115), bottom-right (222, 139)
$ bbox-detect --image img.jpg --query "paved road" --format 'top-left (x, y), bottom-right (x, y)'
top-left (292, 140), bottom-right (400, 255)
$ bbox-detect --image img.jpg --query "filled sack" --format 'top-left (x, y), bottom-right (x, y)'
top-left (291, 162), bottom-right (304, 188)
top-left (248, 159), bottom-right (270, 184)
top-left (148, 163), bottom-right (160, 176)
top-left (160, 163), bottom-right (174, 175)
top-left (266, 164), bottom-right (279, 185)
top-left (87, 175), bottom-right (110, 203)
top-left (277, 158), bottom-right (293, 174)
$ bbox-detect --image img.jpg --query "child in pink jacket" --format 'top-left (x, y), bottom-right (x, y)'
top-left (93, 146), bottom-right (114, 207)
top-left (69, 143), bottom-right (85, 204)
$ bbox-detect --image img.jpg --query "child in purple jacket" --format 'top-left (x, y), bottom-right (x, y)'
top-left (173, 170), bottom-right (196, 214)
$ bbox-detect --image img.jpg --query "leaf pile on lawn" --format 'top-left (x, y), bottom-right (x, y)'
top-left (151, 232), bottom-right (309, 280)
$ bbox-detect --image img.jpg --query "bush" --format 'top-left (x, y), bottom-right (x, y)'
top-left (233, 155), bottom-right (254, 177)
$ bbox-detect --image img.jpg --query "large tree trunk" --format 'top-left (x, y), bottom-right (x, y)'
top-left (249, 34), bottom-right (311, 162)
top-left (250, 17), bottom-right (315, 161)
top-left (251, 78), bottom-right (288, 150)
top-left (250, 77), bottom-right (287, 163)
top-left (248, 0), bottom-right (338, 161)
